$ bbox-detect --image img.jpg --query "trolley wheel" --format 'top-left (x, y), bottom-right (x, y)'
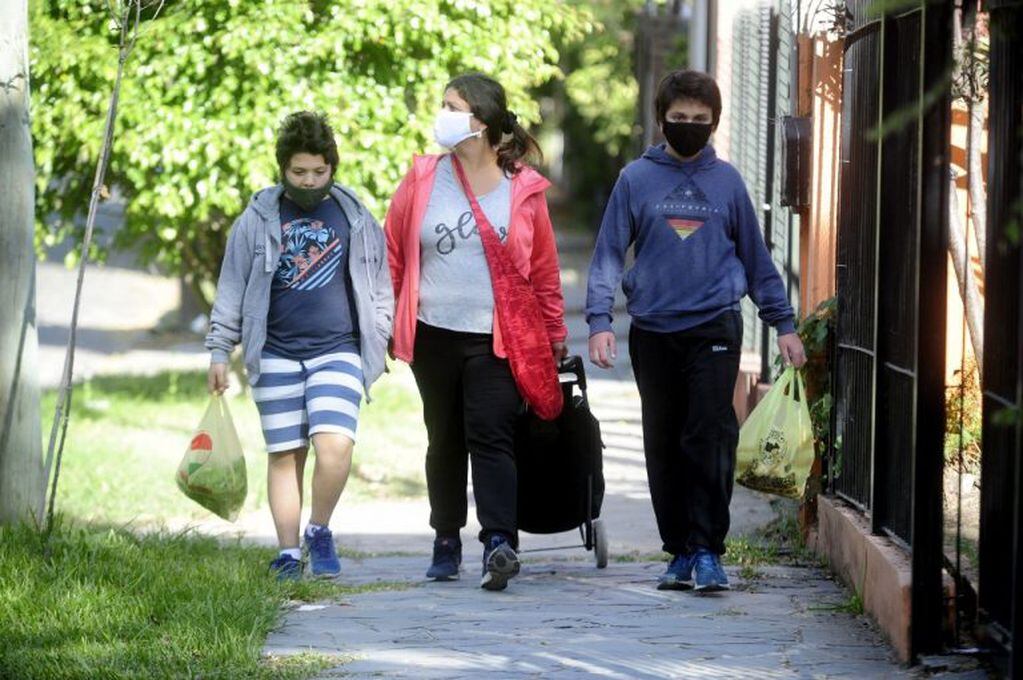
top-left (592, 518), bottom-right (609, 568)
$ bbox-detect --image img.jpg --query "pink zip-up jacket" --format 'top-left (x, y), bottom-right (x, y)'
top-left (384, 153), bottom-right (568, 363)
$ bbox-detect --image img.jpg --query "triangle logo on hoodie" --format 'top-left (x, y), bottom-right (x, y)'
top-left (665, 177), bottom-right (709, 204)
top-left (666, 217), bottom-right (704, 240)
top-left (656, 176), bottom-right (720, 241)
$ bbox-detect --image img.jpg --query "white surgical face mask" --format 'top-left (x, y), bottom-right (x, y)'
top-left (433, 109), bottom-right (483, 149)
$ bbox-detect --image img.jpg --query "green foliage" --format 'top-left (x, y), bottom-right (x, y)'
top-left (738, 564), bottom-right (763, 581)
top-left (726, 499), bottom-right (817, 567)
top-left (810, 591), bottom-right (865, 616)
top-left (0, 519), bottom-right (362, 679)
top-left (945, 357), bottom-right (982, 473)
top-left (865, 0), bottom-right (921, 19)
top-left (537, 0), bottom-right (650, 230)
top-left (993, 404), bottom-right (1022, 426)
top-left (1003, 195), bottom-right (1023, 247)
top-left (722, 536), bottom-right (778, 567)
top-left (561, 0), bottom-right (644, 159)
top-left (30, 0), bottom-right (594, 307)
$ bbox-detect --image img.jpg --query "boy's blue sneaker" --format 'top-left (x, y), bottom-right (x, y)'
top-left (269, 554), bottom-right (303, 582)
top-left (304, 525), bottom-right (341, 579)
top-left (480, 534), bottom-right (520, 591)
top-left (657, 552), bottom-right (696, 590)
top-left (426, 537), bottom-right (462, 581)
top-left (693, 549), bottom-right (730, 593)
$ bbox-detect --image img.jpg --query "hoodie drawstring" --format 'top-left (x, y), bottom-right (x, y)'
top-left (361, 224), bottom-right (373, 295)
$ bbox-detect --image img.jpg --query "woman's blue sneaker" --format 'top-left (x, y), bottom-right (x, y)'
top-left (426, 537), bottom-right (462, 581)
top-left (480, 535), bottom-right (520, 591)
top-left (657, 552), bottom-right (696, 590)
top-left (269, 554), bottom-right (303, 582)
top-left (693, 549), bottom-right (730, 592)
top-left (304, 525), bottom-right (341, 578)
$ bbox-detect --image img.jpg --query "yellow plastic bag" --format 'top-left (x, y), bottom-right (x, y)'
top-left (735, 367), bottom-right (814, 499)
top-left (175, 394), bottom-right (248, 521)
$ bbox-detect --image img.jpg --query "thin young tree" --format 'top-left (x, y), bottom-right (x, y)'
top-left (39, 0), bottom-right (164, 536)
top-left (949, 2), bottom-right (988, 372)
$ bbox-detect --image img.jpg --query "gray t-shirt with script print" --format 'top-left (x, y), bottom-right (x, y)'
top-left (418, 154), bottom-right (512, 334)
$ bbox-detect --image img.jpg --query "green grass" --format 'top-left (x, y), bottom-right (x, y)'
top-left (723, 499), bottom-right (819, 569)
top-left (810, 592), bottom-right (865, 616)
top-left (738, 564), bottom-right (763, 581)
top-left (0, 519), bottom-right (409, 679)
top-left (722, 536), bottom-right (779, 567)
top-left (42, 365), bottom-right (427, 525)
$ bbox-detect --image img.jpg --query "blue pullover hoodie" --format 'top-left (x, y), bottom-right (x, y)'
top-left (585, 143), bottom-right (795, 337)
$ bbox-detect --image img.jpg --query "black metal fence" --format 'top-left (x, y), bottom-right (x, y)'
top-left (978, 1), bottom-right (1023, 674)
top-left (833, 6), bottom-right (880, 512)
top-left (831, 0), bottom-right (951, 657)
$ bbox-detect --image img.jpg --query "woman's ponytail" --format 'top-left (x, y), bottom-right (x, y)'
top-left (496, 110), bottom-right (543, 176)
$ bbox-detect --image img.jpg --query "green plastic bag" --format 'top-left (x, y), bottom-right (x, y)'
top-left (176, 394), bottom-right (247, 521)
top-left (735, 367), bottom-right (815, 499)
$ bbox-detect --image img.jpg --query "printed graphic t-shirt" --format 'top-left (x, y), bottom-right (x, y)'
top-left (417, 155), bottom-right (512, 334)
top-left (264, 194), bottom-right (359, 359)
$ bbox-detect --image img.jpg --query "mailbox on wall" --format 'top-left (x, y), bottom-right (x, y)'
top-left (779, 116), bottom-right (812, 208)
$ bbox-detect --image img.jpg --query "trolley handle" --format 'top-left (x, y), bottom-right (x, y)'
top-left (558, 355), bottom-right (587, 393)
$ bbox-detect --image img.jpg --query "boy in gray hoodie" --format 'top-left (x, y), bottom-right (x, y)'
top-left (205, 112), bottom-right (393, 580)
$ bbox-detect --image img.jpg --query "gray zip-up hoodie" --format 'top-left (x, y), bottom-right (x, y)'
top-left (204, 183), bottom-right (393, 399)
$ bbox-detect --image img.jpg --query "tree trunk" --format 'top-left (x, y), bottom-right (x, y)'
top-left (967, 100), bottom-right (986, 270)
top-left (0, 1), bottom-right (44, 525)
top-left (949, 173), bottom-right (985, 371)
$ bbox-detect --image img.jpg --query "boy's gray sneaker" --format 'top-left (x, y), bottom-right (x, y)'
top-left (480, 535), bottom-right (520, 591)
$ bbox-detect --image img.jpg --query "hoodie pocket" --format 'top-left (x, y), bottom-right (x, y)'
top-left (240, 314), bottom-right (264, 376)
top-left (622, 267), bottom-right (636, 297)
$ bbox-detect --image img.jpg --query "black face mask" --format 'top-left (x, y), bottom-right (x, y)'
top-left (662, 121), bottom-right (713, 158)
top-left (282, 176), bottom-right (332, 211)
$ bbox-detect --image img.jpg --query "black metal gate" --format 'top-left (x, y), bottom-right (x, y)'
top-left (978, 1), bottom-right (1023, 674)
top-left (831, 0), bottom-right (951, 658)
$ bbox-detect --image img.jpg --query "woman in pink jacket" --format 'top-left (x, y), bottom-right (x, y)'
top-left (385, 73), bottom-right (567, 591)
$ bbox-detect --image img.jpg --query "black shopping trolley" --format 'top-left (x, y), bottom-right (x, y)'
top-left (515, 355), bottom-right (607, 567)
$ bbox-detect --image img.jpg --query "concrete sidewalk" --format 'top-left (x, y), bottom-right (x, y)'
top-left (35, 262), bottom-right (207, 389)
top-left (253, 377), bottom-right (928, 679)
top-left (265, 557), bottom-right (914, 679)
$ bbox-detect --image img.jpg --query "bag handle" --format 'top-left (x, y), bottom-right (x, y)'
top-left (774, 365), bottom-right (795, 395)
top-left (450, 154), bottom-right (502, 245)
top-left (776, 366), bottom-right (806, 404)
top-left (201, 394), bottom-right (240, 458)
top-left (791, 367), bottom-right (806, 404)
top-left (215, 392), bottom-right (239, 432)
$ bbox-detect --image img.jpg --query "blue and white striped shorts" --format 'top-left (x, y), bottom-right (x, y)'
top-left (252, 350), bottom-right (363, 453)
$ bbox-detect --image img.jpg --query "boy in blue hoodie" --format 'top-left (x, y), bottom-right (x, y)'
top-left (586, 70), bottom-right (806, 592)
